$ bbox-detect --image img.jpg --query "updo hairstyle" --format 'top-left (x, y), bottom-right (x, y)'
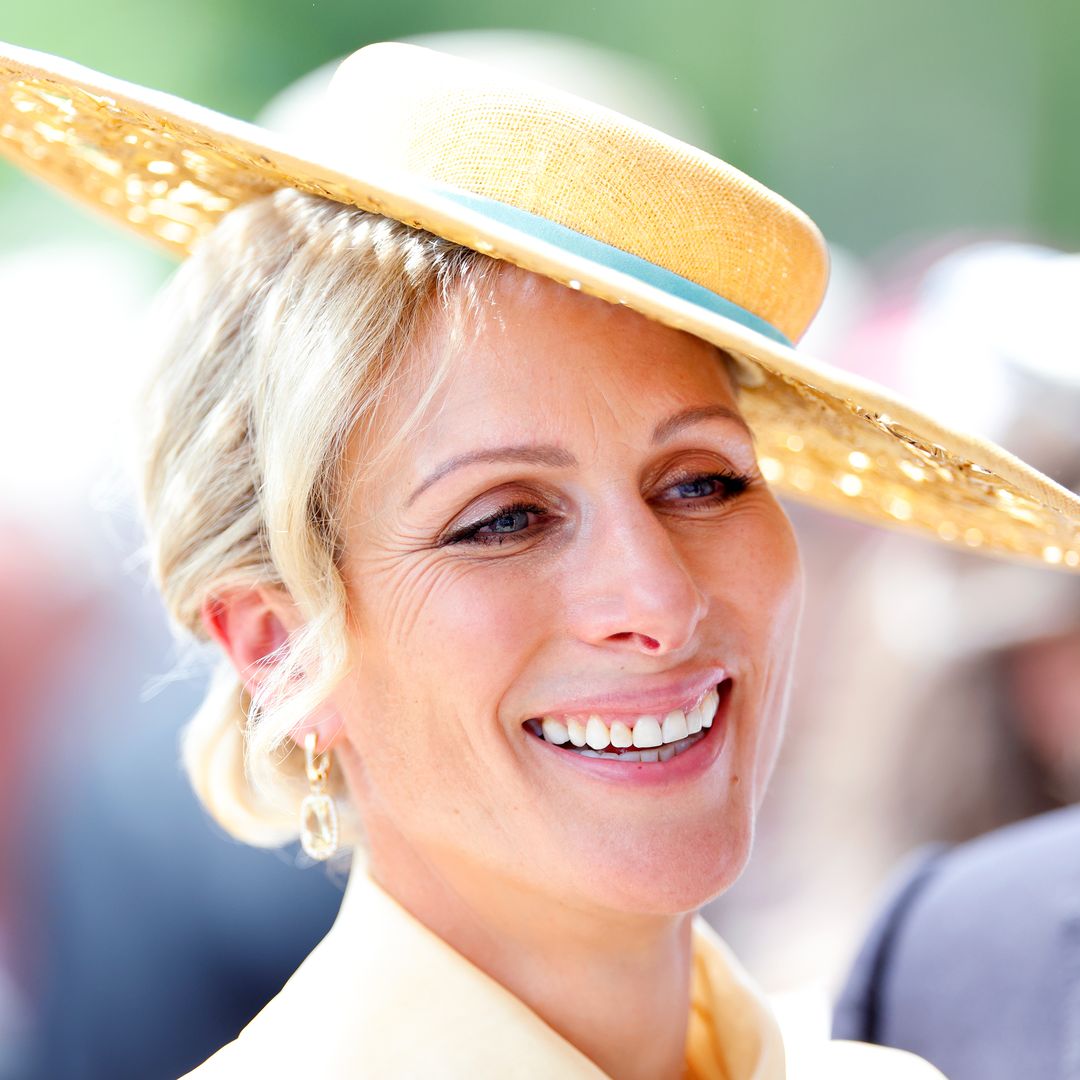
top-left (136, 187), bottom-right (498, 848)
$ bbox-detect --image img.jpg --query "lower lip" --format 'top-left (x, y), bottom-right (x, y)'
top-left (521, 680), bottom-right (733, 788)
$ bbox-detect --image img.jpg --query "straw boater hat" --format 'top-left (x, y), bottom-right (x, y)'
top-left (1, 39), bottom-right (1077, 572)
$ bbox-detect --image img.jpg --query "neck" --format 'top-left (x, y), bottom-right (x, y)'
top-left (364, 824), bottom-right (694, 1080)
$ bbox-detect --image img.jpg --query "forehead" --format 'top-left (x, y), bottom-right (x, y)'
top-left (402, 266), bottom-right (739, 446)
top-left (345, 265), bottom-right (746, 509)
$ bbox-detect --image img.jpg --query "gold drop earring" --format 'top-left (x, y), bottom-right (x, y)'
top-left (300, 731), bottom-right (339, 860)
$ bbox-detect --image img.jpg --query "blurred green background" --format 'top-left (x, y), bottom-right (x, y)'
top-left (3, 0), bottom-right (1079, 276)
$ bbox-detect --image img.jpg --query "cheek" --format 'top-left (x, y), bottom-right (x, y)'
top-left (741, 507), bottom-right (803, 796)
top-left (343, 556), bottom-right (554, 792)
top-left (358, 551), bottom-right (546, 667)
top-left (692, 497), bottom-right (803, 641)
top-left (692, 500), bottom-right (802, 791)
top-left (400, 560), bottom-right (553, 703)
top-left (753, 514), bottom-right (803, 654)
top-left (339, 556), bottom-right (570, 871)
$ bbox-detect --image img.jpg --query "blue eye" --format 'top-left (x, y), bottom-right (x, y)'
top-left (665, 471), bottom-right (751, 503)
top-left (444, 503), bottom-right (547, 546)
top-left (486, 508), bottom-right (532, 534)
top-left (675, 476), bottom-right (718, 498)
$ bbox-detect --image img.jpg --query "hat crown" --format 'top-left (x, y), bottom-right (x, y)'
top-left (323, 43), bottom-right (829, 343)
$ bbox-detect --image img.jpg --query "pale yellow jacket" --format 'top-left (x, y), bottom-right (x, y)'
top-left (183, 863), bottom-right (944, 1079)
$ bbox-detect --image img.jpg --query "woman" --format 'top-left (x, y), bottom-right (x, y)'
top-left (2, 38), bottom-right (1076, 1079)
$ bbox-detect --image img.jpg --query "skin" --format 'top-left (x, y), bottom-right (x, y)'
top-left (207, 265), bottom-right (804, 1080)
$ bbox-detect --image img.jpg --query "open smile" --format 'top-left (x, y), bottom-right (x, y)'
top-left (521, 678), bottom-right (734, 769)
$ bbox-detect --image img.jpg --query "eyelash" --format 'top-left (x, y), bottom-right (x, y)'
top-left (441, 470), bottom-right (755, 548)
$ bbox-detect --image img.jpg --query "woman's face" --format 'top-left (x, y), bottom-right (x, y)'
top-left (331, 266), bottom-right (803, 915)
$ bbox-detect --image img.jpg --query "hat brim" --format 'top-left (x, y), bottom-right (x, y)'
top-left (1, 40), bottom-right (1077, 571)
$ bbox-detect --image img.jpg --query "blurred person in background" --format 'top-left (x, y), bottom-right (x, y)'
top-left (710, 240), bottom-right (1080, 1005)
top-left (828, 242), bottom-right (1080, 1079)
top-left (2, 29), bottom-right (1071, 1080)
top-left (0, 242), bottom-right (166, 1078)
top-left (21, 696), bottom-right (344, 1080)
top-left (832, 693), bottom-right (1080, 1080)
top-left (0, 245), bottom-right (345, 1080)
top-left (0, 522), bottom-right (101, 1076)
top-left (875, 242), bottom-right (1080, 838)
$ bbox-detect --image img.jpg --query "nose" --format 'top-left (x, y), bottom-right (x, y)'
top-left (568, 499), bottom-right (709, 656)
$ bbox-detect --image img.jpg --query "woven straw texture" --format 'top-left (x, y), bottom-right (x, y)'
top-left (326, 45), bottom-right (828, 342)
top-left (1, 40), bottom-right (1077, 572)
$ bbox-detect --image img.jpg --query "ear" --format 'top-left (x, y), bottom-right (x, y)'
top-left (200, 586), bottom-right (345, 753)
top-left (201, 585), bottom-right (299, 695)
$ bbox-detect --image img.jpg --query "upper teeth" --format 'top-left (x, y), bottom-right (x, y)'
top-left (539, 686), bottom-right (720, 750)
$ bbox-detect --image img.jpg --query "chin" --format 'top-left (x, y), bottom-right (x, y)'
top-left (567, 799), bottom-right (756, 917)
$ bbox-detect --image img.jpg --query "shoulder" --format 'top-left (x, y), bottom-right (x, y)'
top-left (840, 805), bottom-right (1080, 1011)
top-left (830, 842), bottom-right (949, 1043)
top-left (846, 804), bottom-right (1080, 988)
top-left (911, 802), bottom-right (1080, 900)
top-left (871, 802), bottom-right (1080, 936)
top-left (834, 806), bottom-right (1080, 1075)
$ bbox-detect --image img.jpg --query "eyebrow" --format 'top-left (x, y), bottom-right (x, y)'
top-left (405, 404), bottom-right (752, 508)
top-left (652, 404), bottom-right (752, 445)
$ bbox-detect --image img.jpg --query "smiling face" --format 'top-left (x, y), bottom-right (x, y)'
top-left (329, 265), bottom-right (803, 916)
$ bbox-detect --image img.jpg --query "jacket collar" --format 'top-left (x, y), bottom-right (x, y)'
top-left (191, 859), bottom-right (786, 1079)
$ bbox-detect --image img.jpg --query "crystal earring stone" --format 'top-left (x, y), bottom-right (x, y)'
top-left (300, 730), bottom-right (339, 860)
top-left (300, 791), bottom-right (339, 861)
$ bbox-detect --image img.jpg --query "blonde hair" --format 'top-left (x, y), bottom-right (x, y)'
top-left (135, 187), bottom-right (499, 848)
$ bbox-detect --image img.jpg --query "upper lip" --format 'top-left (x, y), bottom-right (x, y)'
top-left (528, 667), bottom-right (729, 720)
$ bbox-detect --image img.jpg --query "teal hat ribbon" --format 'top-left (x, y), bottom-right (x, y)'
top-left (435, 186), bottom-right (793, 349)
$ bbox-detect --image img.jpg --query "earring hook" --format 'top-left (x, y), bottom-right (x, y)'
top-left (304, 730), bottom-right (331, 788)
